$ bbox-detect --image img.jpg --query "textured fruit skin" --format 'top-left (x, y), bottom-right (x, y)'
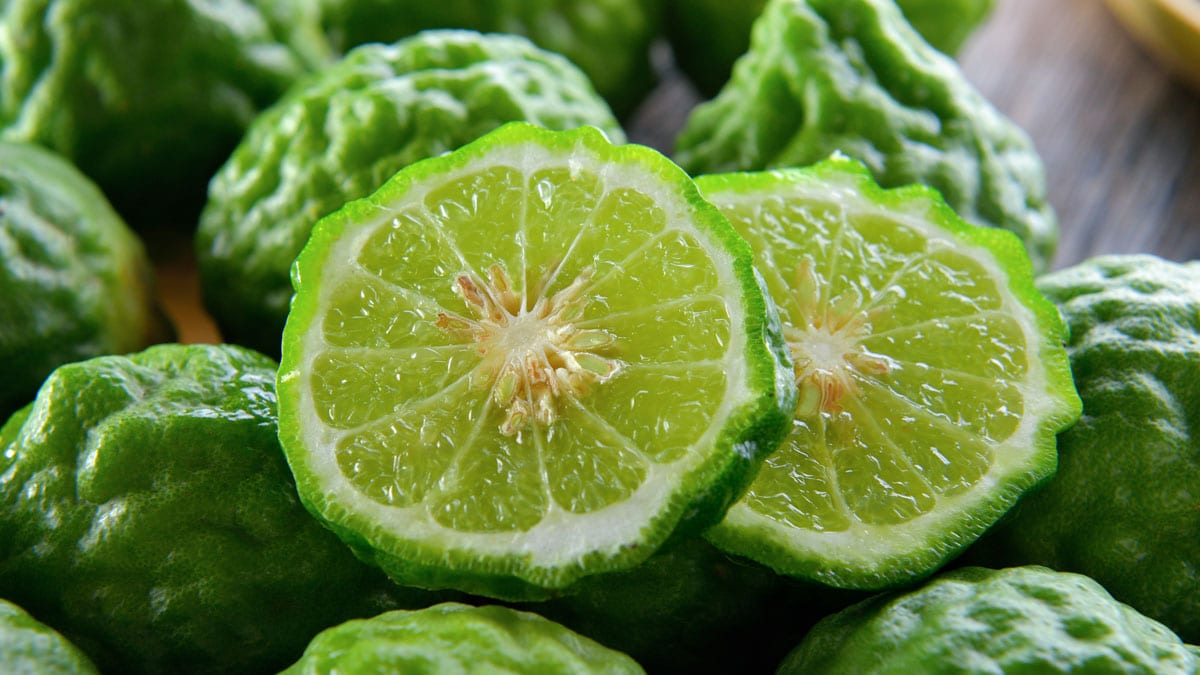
top-left (896, 0), bottom-right (995, 54)
top-left (0, 0), bottom-right (329, 226)
top-left (525, 537), bottom-right (866, 674)
top-left (0, 141), bottom-right (170, 418)
top-left (970, 255), bottom-right (1200, 644)
top-left (695, 157), bottom-right (1080, 591)
top-left (778, 566), bottom-right (1200, 675)
top-left (0, 344), bottom-right (444, 674)
top-left (665, 0), bottom-right (993, 97)
top-left (277, 123), bottom-right (797, 601)
top-left (318, 0), bottom-right (660, 116)
top-left (0, 598), bottom-right (99, 675)
top-left (198, 30), bottom-right (626, 356)
top-left (674, 0), bottom-right (1056, 272)
top-left (282, 602), bottom-right (645, 674)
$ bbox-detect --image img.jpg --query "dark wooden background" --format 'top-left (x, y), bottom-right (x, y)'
top-left (627, 0), bottom-right (1200, 272)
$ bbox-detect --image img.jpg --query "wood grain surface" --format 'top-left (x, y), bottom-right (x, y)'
top-left (628, 0), bottom-right (1200, 272)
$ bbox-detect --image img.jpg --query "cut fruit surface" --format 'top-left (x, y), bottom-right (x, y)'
top-left (696, 157), bottom-right (1080, 590)
top-left (277, 123), bottom-right (795, 600)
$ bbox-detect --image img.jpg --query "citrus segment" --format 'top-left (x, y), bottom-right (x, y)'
top-left (277, 123), bottom-right (796, 599)
top-left (695, 157), bottom-right (1080, 589)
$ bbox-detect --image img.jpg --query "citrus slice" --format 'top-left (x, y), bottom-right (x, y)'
top-left (694, 156), bottom-right (1081, 590)
top-left (276, 123), bottom-right (795, 600)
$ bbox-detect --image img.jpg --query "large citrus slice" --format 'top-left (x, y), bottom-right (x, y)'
top-left (695, 157), bottom-right (1080, 589)
top-left (276, 123), bottom-right (795, 600)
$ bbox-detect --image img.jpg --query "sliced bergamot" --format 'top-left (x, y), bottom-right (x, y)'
top-left (276, 123), bottom-right (796, 600)
top-left (694, 156), bottom-right (1081, 590)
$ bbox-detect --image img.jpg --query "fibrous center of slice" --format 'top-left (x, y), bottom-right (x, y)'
top-left (785, 259), bottom-right (891, 416)
top-left (436, 264), bottom-right (621, 436)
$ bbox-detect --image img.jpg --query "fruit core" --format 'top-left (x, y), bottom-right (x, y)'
top-left (436, 264), bottom-right (622, 435)
top-left (784, 259), bottom-right (891, 416)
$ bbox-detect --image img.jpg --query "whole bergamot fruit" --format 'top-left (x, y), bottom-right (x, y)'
top-left (665, 0), bottom-right (994, 97)
top-left (0, 141), bottom-right (170, 419)
top-left (282, 603), bottom-right (645, 674)
top-left (673, 0), bottom-right (1056, 271)
top-left (0, 598), bottom-right (99, 675)
top-left (778, 566), bottom-right (1200, 674)
top-left (317, 0), bottom-right (660, 116)
top-left (0, 0), bottom-right (331, 227)
top-left (197, 29), bottom-right (626, 356)
top-left (0, 344), bottom-right (446, 674)
top-left (968, 255), bottom-right (1200, 644)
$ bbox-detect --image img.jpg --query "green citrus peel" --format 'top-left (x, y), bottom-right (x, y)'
top-left (282, 603), bottom-right (644, 674)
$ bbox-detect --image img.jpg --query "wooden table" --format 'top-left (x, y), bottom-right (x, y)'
top-left (628, 0), bottom-right (1200, 272)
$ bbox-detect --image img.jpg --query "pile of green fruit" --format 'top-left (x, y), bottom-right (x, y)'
top-left (2, 1), bottom-right (1198, 673)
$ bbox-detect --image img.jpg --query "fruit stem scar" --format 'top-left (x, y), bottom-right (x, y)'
top-left (436, 264), bottom-right (622, 435)
top-left (785, 257), bottom-right (892, 416)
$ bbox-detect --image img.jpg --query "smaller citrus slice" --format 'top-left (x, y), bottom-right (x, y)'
top-left (695, 156), bottom-right (1081, 590)
top-left (277, 123), bottom-right (795, 600)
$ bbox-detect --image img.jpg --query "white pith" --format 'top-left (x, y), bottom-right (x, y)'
top-left (288, 139), bottom-right (751, 569)
top-left (706, 176), bottom-right (1066, 571)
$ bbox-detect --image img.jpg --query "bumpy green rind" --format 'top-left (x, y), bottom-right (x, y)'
top-left (0, 598), bottom-right (99, 675)
top-left (0, 344), bottom-right (446, 675)
top-left (198, 30), bottom-right (626, 356)
top-left (0, 0), bottom-right (330, 226)
top-left (524, 537), bottom-right (865, 674)
top-left (0, 141), bottom-right (171, 418)
top-left (282, 603), bottom-right (645, 674)
top-left (896, 0), bottom-right (995, 54)
top-left (968, 255), bottom-right (1200, 644)
top-left (665, 0), bottom-right (993, 97)
top-left (317, 0), bottom-right (661, 116)
top-left (674, 0), bottom-right (1056, 272)
top-left (277, 122), bottom-right (796, 601)
top-left (777, 566), bottom-right (1200, 674)
top-left (696, 156), bottom-right (1080, 590)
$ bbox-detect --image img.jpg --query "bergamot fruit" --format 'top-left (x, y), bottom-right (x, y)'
top-left (694, 156), bottom-right (1080, 590)
top-left (969, 254), bottom-right (1200, 643)
top-left (665, 0), bottom-right (993, 97)
top-left (197, 29), bottom-right (626, 356)
top-left (317, 0), bottom-right (660, 116)
top-left (281, 602), bottom-right (644, 674)
top-left (0, 141), bottom-right (170, 419)
top-left (0, 344), bottom-right (443, 674)
top-left (276, 122), bottom-right (796, 601)
top-left (674, 0), bottom-right (1057, 272)
top-left (0, 598), bottom-right (99, 675)
top-left (0, 0), bottom-right (330, 226)
top-left (777, 566), bottom-right (1200, 674)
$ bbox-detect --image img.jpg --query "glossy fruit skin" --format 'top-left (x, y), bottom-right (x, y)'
top-left (665, 0), bottom-right (993, 97)
top-left (197, 30), bottom-right (626, 356)
top-left (0, 344), bottom-right (444, 674)
top-left (969, 255), bottom-right (1200, 643)
top-left (318, 0), bottom-right (661, 116)
top-left (0, 0), bottom-right (330, 227)
top-left (0, 598), bottom-right (99, 675)
top-left (0, 141), bottom-right (170, 419)
top-left (674, 0), bottom-right (1056, 272)
top-left (281, 602), bottom-right (645, 674)
top-left (778, 566), bottom-right (1200, 674)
